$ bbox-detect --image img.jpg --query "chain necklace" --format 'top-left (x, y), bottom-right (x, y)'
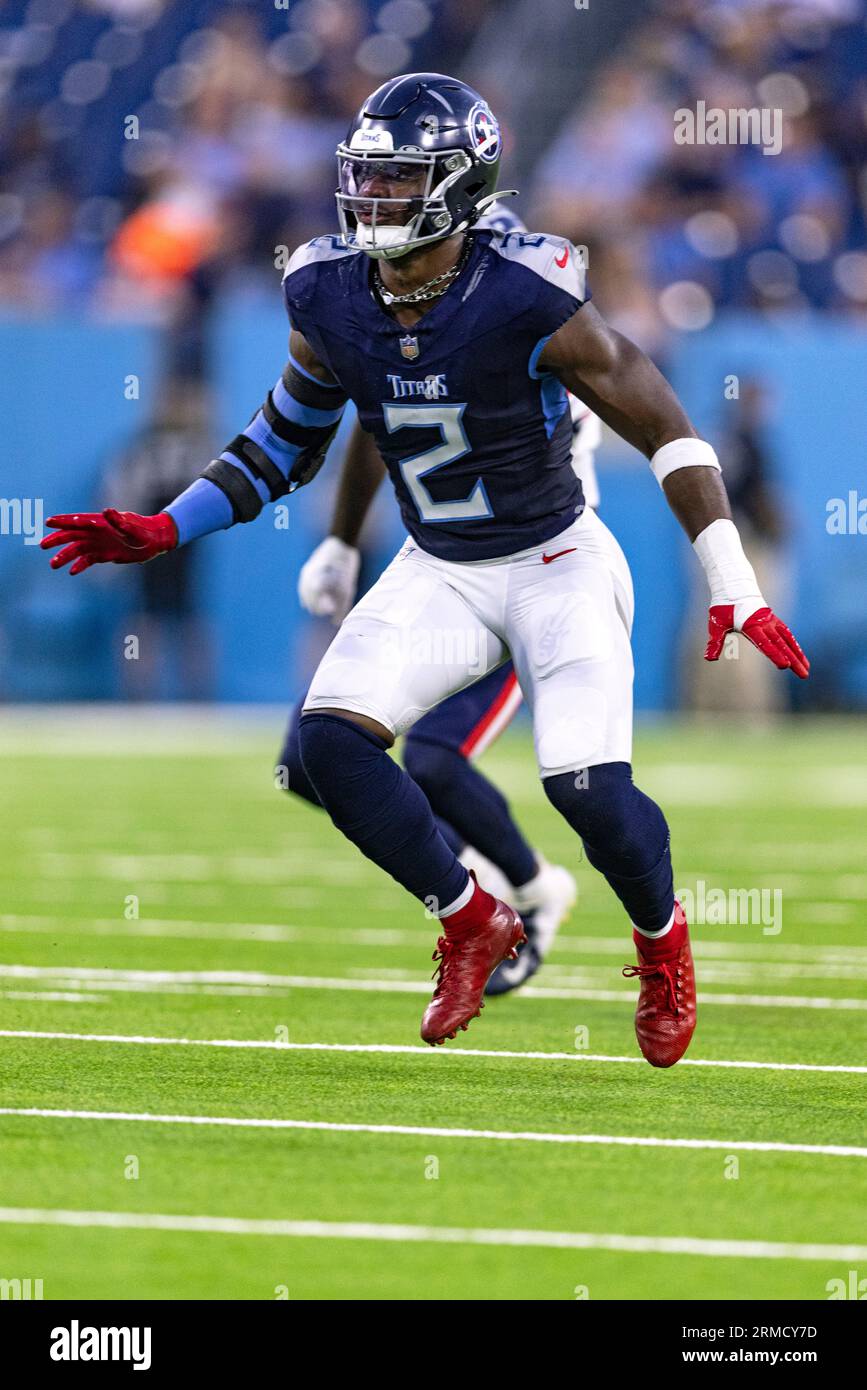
top-left (376, 236), bottom-right (472, 307)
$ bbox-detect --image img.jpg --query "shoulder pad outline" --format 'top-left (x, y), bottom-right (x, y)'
top-left (282, 235), bottom-right (359, 284)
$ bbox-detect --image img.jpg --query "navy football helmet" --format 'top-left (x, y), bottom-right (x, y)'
top-left (336, 72), bottom-right (515, 260)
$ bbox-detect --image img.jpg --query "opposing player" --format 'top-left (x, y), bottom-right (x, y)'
top-left (42, 74), bottom-right (809, 1067)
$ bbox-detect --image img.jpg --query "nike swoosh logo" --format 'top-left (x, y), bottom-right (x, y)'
top-left (541, 547), bottom-right (577, 564)
top-left (554, 249), bottom-right (569, 268)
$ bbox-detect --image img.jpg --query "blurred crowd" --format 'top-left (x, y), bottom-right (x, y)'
top-left (0, 0), bottom-right (494, 350)
top-left (532, 0), bottom-right (867, 346)
top-left (1, 0), bottom-right (866, 344)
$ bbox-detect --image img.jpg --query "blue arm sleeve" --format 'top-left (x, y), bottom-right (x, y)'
top-left (161, 357), bottom-right (347, 545)
top-left (166, 478), bottom-right (235, 546)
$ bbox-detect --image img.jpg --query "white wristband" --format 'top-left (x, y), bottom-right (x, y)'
top-left (693, 518), bottom-right (766, 624)
top-left (650, 437), bottom-right (721, 486)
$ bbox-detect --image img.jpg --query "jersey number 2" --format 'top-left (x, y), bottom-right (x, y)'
top-left (382, 402), bottom-right (492, 524)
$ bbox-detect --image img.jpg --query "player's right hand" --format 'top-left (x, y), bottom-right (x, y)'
top-left (297, 535), bottom-right (361, 625)
top-left (41, 509), bottom-right (178, 575)
top-left (705, 603), bottom-right (810, 678)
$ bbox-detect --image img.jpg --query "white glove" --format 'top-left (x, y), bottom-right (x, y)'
top-left (297, 535), bottom-right (361, 625)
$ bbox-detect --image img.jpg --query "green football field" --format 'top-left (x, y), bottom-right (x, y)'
top-left (0, 709), bottom-right (864, 1301)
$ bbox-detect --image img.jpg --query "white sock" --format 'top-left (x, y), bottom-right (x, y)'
top-left (633, 906), bottom-right (676, 939)
top-left (437, 876), bottom-right (476, 919)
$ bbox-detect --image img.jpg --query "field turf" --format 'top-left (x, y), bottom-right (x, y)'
top-left (0, 709), bottom-right (864, 1301)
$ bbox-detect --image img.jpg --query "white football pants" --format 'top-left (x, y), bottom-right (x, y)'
top-left (303, 508), bottom-right (635, 779)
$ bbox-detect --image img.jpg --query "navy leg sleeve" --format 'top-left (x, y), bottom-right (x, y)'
top-left (299, 712), bottom-right (469, 909)
top-left (543, 761), bottom-right (674, 931)
top-left (403, 737), bottom-right (537, 888)
top-left (434, 815), bottom-right (466, 857)
top-left (278, 702), bottom-right (468, 859)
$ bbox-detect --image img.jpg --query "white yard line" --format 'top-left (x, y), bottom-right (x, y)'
top-left (351, 961), bottom-right (867, 985)
top-left (539, 961), bottom-right (867, 983)
top-left (560, 937), bottom-right (867, 964)
top-left (12, 853), bottom-right (368, 884)
top-left (0, 964), bottom-right (432, 995)
top-left (8, 983), bottom-right (277, 999)
top-left (0, 914), bottom-right (409, 946)
top-left (3, 913), bottom-right (866, 966)
top-left (1, 963), bottom-right (864, 1010)
top-left (0, 1107), bottom-right (863, 1158)
top-left (0, 991), bottom-right (106, 1004)
top-left (0, 964), bottom-right (421, 985)
top-left (8, 854), bottom-right (867, 894)
top-left (0, 1205), bottom-right (863, 1262)
top-left (797, 904), bottom-right (858, 925)
top-left (523, 985), bottom-right (867, 1010)
top-left (1, 1029), bottom-right (865, 1075)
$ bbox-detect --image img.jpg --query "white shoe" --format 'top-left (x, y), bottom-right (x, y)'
top-left (512, 859), bottom-right (577, 956)
top-left (485, 859), bottom-right (577, 996)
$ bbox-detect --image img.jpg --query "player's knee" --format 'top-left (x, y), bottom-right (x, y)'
top-left (298, 711), bottom-right (389, 800)
top-left (402, 737), bottom-right (459, 799)
top-left (297, 712), bottom-right (346, 790)
top-left (543, 761), bottom-right (648, 851)
top-left (544, 761), bottom-right (670, 878)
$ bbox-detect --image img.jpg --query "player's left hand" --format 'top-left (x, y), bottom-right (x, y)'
top-left (41, 509), bottom-right (178, 575)
top-left (297, 535), bottom-right (361, 625)
top-left (705, 603), bottom-right (810, 678)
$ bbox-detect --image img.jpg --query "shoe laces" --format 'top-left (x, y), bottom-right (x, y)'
top-left (622, 958), bottom-right (681, 1012)
top-left (430, 935), bottom-right (456, 995)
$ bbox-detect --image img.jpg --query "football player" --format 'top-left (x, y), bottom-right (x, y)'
top-left (280, 202), bottom-right (588, 998)
top-left (43, 74), bottom-right (809, 1066)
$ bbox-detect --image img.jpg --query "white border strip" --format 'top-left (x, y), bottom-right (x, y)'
top-left (0, 1206), bottom-right (863, 1261)
top-left (0, 1108), bottom-right (863, 1158)
top-left (1, 1030), bottom-right (865, 1075)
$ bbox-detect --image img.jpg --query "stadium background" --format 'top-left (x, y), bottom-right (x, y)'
top-left (2, 0), bottom-right (867, 711)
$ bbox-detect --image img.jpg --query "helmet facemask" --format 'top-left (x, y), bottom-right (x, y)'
top-left (336, 146), bottom-right (476, 260)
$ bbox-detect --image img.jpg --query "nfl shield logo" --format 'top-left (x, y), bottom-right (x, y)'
top-left (400, 334), bottom-right (419, 361)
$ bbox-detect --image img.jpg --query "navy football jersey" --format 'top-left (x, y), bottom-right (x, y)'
top-left (283, 228), bottom-right (589, 561)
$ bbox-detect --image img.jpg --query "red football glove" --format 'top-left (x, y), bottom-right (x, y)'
top-left (41, 509), bottom-right (177, 575)
top-left (705, 604), bottom-right (810, 679)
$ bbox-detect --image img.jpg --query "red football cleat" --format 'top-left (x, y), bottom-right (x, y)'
top-left (421, 900), bottom-right (526, 1046)
top-left (622, 911), bottom-right (696, 1068)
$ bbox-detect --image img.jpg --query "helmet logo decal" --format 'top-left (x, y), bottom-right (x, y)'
top-left (350, 128), bottom-right (395, 153)
top-left (468, 102), bottom-right (501, 164)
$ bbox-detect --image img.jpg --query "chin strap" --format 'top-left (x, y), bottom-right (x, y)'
top-left (470, 189), bottom-right (519, 222)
